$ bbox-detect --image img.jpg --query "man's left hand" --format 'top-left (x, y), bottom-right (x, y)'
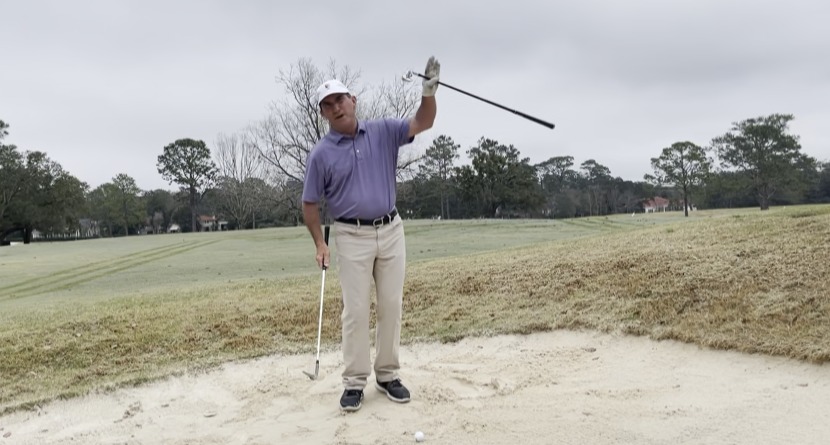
top-left (422, 56), bottom-right (440, 97)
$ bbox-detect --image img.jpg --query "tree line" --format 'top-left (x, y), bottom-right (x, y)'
top-left (397, 113), bottom-right (828, 220)
top-left (2, 61), bottom-right (829, 243)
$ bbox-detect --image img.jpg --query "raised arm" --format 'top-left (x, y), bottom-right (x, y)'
top-left (408, 56), bottom-right (440, 138)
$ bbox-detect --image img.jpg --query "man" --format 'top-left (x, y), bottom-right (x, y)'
top-left (301, 56), bottom-right (440, 411)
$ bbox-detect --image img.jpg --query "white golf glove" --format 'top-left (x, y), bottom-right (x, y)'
top-left (422, 56), bottom-right (440, 97)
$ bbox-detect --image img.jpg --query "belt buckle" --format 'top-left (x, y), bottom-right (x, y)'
top-left (372, 216), bottom-right (384, 228)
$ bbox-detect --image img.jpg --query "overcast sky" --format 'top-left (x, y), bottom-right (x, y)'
top-left (2, 0), bottom-right (829, 192)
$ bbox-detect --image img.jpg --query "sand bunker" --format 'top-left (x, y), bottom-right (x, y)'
top-left (2, 330), bottom-right (829, 444)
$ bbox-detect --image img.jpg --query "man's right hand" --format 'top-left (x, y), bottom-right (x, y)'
top-left (316, 243), bottom-right (330, 270)
top-left (303, 203), bottom-right (330, 270)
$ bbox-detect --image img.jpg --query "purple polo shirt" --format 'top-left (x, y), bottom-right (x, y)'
top-left (302, 118), bottom-right (413, 220)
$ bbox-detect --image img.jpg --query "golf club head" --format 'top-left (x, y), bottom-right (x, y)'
top-left (402, 70), bottom-right (426, 82)
top-left (303, 361), bottom-right (320, 380)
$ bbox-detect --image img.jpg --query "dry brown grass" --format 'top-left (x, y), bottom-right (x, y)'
top-left (0, 276), bottom-right (340, 413)
top-left (403, 206), bottom-right (830, 362)
top-left (1, 205), bottom-right (829, 414)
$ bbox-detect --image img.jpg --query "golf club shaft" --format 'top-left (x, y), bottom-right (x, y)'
top-left (412, 72), bottom-right (555, 129)
top-left (313, 225), bottom-right (330, 362)
top-left (314, 270), bottom-right (325, 360)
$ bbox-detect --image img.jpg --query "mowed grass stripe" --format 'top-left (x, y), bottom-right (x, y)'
top-left (0, 240), bottom-right (197, 294)
top-left (0, 239), bottom-right (219, 300)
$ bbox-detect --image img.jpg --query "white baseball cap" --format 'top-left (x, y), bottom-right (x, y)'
top-left (317, 79), bottom-right (350, 105)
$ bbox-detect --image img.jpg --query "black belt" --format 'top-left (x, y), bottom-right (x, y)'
top-left (336, 208), bottom-right (398, 227)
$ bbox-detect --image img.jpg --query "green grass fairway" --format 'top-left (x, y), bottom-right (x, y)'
top-left (0, 212), bottom-right (688, 306)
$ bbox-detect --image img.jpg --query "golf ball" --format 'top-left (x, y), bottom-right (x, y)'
top-left (415, 431), bottom-right (425, 442)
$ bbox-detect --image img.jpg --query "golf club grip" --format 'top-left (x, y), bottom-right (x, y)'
top-left (415, 73), bottom-right (555, 129)
top-left (322, 225), bottom-right (330, 270)
top-left (509, 108), bottom-right (556, 129)
top-left (441, 81), bottom-right (555, 129)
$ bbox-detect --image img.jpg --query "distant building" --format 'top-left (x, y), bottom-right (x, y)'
top-left (197, 215), bottom-right (228, 232)
top-left (642, 197), bottom-right (670, 213)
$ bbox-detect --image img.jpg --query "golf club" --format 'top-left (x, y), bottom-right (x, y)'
top-left (403, 70), bottom-right (555, 130)
top-left (303, 224), bottom-right (330, 380)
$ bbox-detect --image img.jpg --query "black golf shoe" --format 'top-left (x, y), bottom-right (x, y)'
top-left (340, 389), bottom-right (364, 411)
top-left (375, 378), bottom-right (411, 403)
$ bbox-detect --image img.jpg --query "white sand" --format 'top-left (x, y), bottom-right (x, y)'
top-left (2, 330), bottom-right (829, 444)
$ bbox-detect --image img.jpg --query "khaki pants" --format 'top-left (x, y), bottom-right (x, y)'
top-left (334, 216), bottom-right (406, 389)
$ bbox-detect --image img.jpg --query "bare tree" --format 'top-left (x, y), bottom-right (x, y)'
top-left (214, 132), bottom-right (265, 229)
top-left (249, 58), bottom-right (363, 183)
top-left (215, 132), bottom-right (263, 182)
top-left (360, 76), bottom-right (419, 121)
top-left (267, 171), bottom-right (304, 226)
